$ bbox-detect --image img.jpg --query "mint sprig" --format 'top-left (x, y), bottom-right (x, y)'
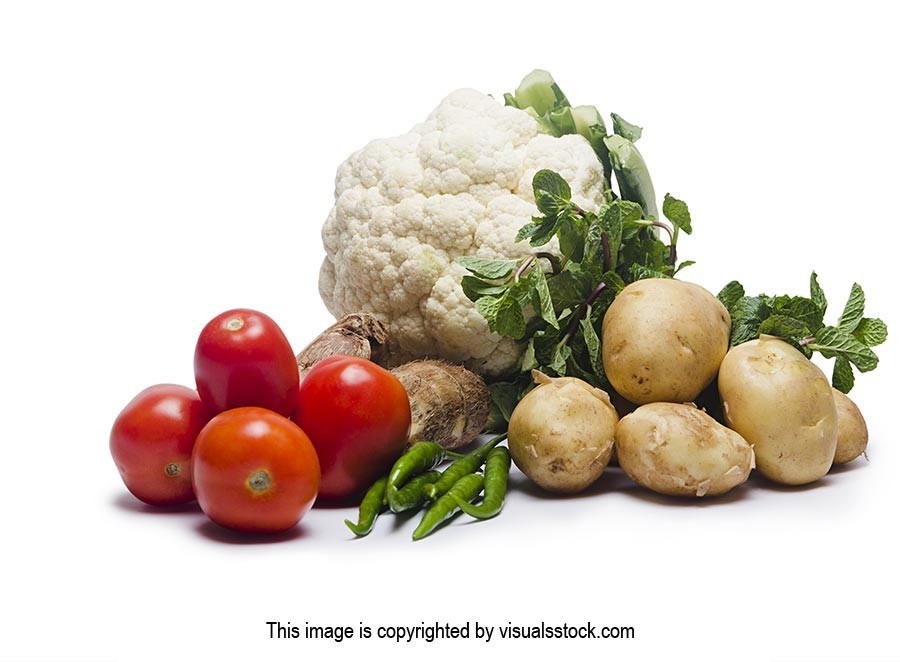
top-left (717, 274), bottom-right (887, 393)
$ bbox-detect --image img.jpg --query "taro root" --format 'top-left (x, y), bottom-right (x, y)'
top-left (296, 313), bottom-right (396, 379)
top-left (390, 360), bottom-right (490, 450)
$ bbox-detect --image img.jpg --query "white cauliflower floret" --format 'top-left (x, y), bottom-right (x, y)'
top-left (319, 88), bottom-right (605, 376)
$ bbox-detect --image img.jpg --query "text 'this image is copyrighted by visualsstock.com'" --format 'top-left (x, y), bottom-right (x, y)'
top-left (267, 620), bottom-right (636, 644)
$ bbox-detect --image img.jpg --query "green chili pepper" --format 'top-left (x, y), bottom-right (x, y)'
top-left (423, 434), bottom-right (506, 500)
top-left (386, 441), bottom-right (447, 492)
top-left (387, 470), bottom-right (440, 513)
top-left (451, 447), bottom-right (510, 519)
top-left (344, 475), bottom-right (388, 537)
top-left (412, 473), bottom-right (484, 541)
top-left (384, 441), bottom-right (449, 509)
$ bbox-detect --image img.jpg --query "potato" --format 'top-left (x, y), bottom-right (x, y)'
top-left (616, 402), bottom-right (753, 497)
top-left (508, 372), bottom-right (618, 493)
top-left (601, 278), bottom-right (731, 405)
top-left (718, 336), bottom-right (837, 485)
top-left (832, 388), bottom-right (868, 465)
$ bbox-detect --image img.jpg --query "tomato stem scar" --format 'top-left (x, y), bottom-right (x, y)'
top-left (248, 470), bottom-right (271, 493)
top-left (165, 463), bottom-right (180, 477)
top-left (226, 317), bottom-right (245, 331)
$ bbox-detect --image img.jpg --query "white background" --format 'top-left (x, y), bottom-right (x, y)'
top-left (1, 2), bottom-right (898, 661)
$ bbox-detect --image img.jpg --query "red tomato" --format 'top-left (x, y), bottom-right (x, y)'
top-left (293, 355), bottom-right (411, 502)
top-left (110, 384), bottom-right (211, 506)
top-left (192, 407), bottom-right (320, 533)
top-left (194, 308), bottom-right (299, 416)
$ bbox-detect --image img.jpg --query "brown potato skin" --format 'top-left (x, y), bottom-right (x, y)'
top-left (616, 403), bottom-right (753, 497)
top-left (718, 337), bottom-right (837, 485)
top-left (832, 388), bottom-right (868, 465)
top-left (601, 279), bottom-right (731, 405)
top-left (508, 376), bottom-right (618, 494)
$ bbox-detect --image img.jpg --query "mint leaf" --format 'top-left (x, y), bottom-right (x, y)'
top-left (583, 218), bottom-right (606, 265)
top-left (597, 200), bottom-right (637, 269)
top-left (547, 343), bottom-right (572, 376)
top-left (455, 256), bottom-right (518, 280)
top-left (547, 270), bottom-right (590, 313)
top-left (674, 260), bottom-right (696, 274)
top-left (809, 326), bottom-right (878, 372)
top-left (768, 296), bottom-right (824, 331)
top-left (611, 112), bottom-right (643, 142)
top-left (531, 329), bottom-right (560, 366)
top-left (621, 222), bottom-right (643, 243)
top-left (532, 169), bottom-right (572, 217)
top-left (832, 355), bottom-right (855, 394)
top-left (520, 336), bottom-right (537, 371)
top-left (579, 309), bottom-right (602, 376)
top-left (475, 295), bottom-right (502, 327)
top-left (494, 292), bottom-right (526, 339)
top-left (614, 200), bottom-right (645, 223)
top-left (838, 283), bottom-right (865, 332)
top-left (461, 275), bottom-right (507, 302)
top-left (508, 275), bottom-right (531, 302)
top-left (515, 218), bottom-right (545, 243)
top-left (729, 295), bottom-right (769, 345)
top-left (809, 272), bottom-right (827, 316)
top-left (730, 323), bottom-right (760, 347)
top-left (601, 206), bottom-right (624, 269)
top-left (531, 268), bottom-right (559, 329)
top-left (662, 193), bottom-right (692, 235)
top-left (601, 270), bottom-right (627, 294)
top-left (758, 314), bottom-right (810, 338)
top-left (487, 381), bottom-right (519, 424)
top-left (534, 192), bottom-right (570, 217)
top-left (619, 226), bottom-right (670, 276)
top-left (557, 211), bottom-right (587, 262)
top-left (717, 281), bottom-right (745, 313)
top-left (853, 317), bottom-right (887, 346)
top-left (630, 264), bottom-right (671, 280)
top-left (528, 216), bottom-right (560, 247)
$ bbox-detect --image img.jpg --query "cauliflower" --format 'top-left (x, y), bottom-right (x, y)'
top-left (319, 87), bottom-right (605, 376)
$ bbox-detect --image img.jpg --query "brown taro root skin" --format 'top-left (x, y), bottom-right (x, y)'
top-left (295, 313), bottom-right (395, 379)
top-left (391, 360), bottom-right (490, 450)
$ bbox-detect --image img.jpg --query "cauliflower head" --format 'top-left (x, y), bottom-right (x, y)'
top-left (319, 88), bottom-right (605, 376)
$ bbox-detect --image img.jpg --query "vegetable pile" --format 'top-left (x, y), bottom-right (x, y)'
top-left (111, 70), bottom-right (887, 541)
